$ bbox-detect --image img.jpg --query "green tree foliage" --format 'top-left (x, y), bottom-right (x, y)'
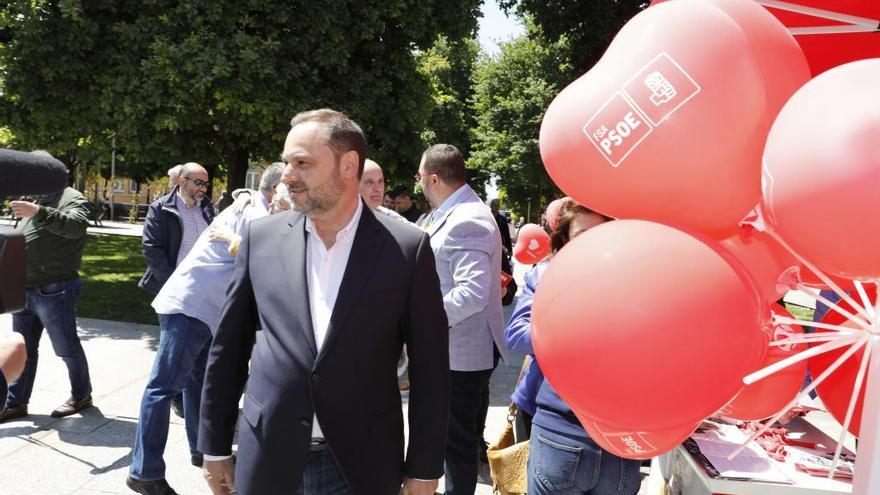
top-left (469, 22), bottom-right (570, 221)
top-left (499, 0), bottom-right (646, 77)
top-left (416, 37), bottom-right (479, 162)
top-left (1, 0), bottom-right (480, 189)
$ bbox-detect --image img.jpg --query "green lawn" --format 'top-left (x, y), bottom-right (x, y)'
top-left (785, 302), bottom-right (814, 322)
top-left (78, 234), bottom-right (156, 325)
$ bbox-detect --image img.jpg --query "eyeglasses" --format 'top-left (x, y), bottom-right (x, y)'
top-left (182, 176), bottom-right (209, 188)
top-left (413, 172), bottom-right (436, 182)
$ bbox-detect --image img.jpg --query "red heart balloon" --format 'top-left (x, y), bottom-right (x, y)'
top-left (577, 411), bottom-right (699, 460)
top-left (762, 60), bottom-right (880, 279)
top-left (720, 226), bottom-right (798, 304)
top-left (721, 304), bottom-right (806, 421)
top-left (513, 223), bottom-right (551, 264)
top-left (539, 0), bottom-right (808, 237)
top-left (809, 286), bottom-right (876, 436)
top-left (533, 220), bottom-right (766, 431)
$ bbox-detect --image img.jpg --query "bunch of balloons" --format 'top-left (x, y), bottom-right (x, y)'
top-left (533, 0), bottom-right (880, 459)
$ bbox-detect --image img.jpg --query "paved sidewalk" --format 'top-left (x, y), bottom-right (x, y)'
top-left (0, 313), bottom-right (579, 494)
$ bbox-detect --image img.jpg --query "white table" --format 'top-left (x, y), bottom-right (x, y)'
top-left (660, 416), bottom-right (853, 495)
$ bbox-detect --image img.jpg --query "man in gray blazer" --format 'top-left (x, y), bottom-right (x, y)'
top-left (416, 144), bottom-right (507, 495)
top-left (198, 109), bottom-right (449, 495)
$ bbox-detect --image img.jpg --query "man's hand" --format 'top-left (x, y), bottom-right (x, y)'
top-left (9, 200), bottom-right (39, 219)
top-left (208, 222), bottom-right (239, 246)
top-left (203, 458), bottom-right (236, 495)
top-left (0, 331), bottom-right (26, 382)
top-left (229, 191), bottom-right (253, 214)
top-left (402, 478), bottom-right (438, 495)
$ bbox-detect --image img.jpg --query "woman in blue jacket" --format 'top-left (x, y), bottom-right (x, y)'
top-left (504, 200), bottom-right (641, 495)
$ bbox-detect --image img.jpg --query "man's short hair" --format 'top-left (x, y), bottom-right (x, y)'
top-left (259, 162), bottom-right (285, 192)
top-left (167, 164), bottom-right (183, 179)
top-left (421, 144), bottom-right (466, 185)
top-left (392, 187), bottom-right (413, 200)
top-left (290, 109), bottom-right (367, 178)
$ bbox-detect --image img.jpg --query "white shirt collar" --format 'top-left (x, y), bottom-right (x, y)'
top-left (430, 184), bottom-right (470, 223)
top-left (304, 199), bottom-right (363, 246)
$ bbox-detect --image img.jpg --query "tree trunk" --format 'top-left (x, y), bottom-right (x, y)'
top-left (225, 148), bottom-right (250, 192)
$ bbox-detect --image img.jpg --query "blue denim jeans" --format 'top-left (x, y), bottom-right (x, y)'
top-left (7, 278), bottom-right (91, 407)
top-left (295, 449), bottom-right (354, 495)
top-left (129, 313), bottom-right (211, 480)
top-left (528, 423), bottom-right (641, 495)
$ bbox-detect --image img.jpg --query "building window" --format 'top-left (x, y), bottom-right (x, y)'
top-left (113, 180), bottom-right (124, 193)
top-left (130, 180), bottom-right (138, 194)
top-left (245, 170), bottom-right (259, 190)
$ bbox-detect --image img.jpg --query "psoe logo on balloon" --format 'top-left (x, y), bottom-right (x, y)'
top-left (602, 432), bottom-right (657, 457)
top-left (622, 52), bottom-right (701, 127)
top-left (582, 92), bottom-right (653, 168)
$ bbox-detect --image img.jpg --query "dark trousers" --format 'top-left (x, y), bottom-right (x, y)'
top-left (475, 346), bottom-right (502, 447)
top-left (444, 368), bottom-right (494, 495)
top-left (295, 448), bottom-right (353, 495)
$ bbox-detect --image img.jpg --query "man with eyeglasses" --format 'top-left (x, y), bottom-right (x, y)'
top-left (138, 162), bottom-right (215, 295)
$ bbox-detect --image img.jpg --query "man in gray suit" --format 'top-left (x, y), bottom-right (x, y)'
top-left (416, 144), bottom-right (507, 495)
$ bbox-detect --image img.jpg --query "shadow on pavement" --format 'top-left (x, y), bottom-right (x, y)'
top-left (76, 318), bottom-right (160, 350)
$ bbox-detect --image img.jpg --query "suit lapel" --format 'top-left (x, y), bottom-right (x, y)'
top-left (315, 205), bottom-right (385, 365)
top-left (280, 211), bottom-right (318, 357)
top-left (426, 186), bottom-right (473, 238)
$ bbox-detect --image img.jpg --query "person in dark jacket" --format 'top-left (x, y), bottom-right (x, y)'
top-left (1, 168), bottom-right (94, 423)
top-left (138, 162), bottom-right (215, 295)
top-left (137, 162), bottom-right (214, 426)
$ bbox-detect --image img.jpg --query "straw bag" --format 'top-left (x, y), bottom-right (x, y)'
top-left (486, 357), bottom-right (531, 495)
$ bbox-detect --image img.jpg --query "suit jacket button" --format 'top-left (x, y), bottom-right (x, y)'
top-left (301, 419), bottom-right (311, 428)
top-left (312, 374), bottom-right (320, 384)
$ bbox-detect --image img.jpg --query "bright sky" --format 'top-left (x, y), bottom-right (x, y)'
top-left (478, 2), bottom-right (524, 200)
top-left (477, 1), bottom-right (525, 57)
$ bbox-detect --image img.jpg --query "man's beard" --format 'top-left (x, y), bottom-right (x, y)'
top-left (184, 186), bottom-right (202, 203)
top-left (292, 167), bottom-right (345, 216)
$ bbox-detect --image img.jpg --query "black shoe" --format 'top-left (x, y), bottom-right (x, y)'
top-left (50, 395), bottom-right (93, 418)
top-left (0, 404), bottom-right (28, 423)
top-left (126, 476), bottom-right (179, 495)
top-left (171, 395), bottom-right (184, 419)
top-left (191, 453), bottom-right (203, 467)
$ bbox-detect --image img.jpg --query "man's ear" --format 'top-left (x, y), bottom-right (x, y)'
top-left (340, 151), bottom-right (359, 179)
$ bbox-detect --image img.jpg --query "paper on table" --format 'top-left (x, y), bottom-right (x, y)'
top-left (691, 422), bottom-right (793, 484)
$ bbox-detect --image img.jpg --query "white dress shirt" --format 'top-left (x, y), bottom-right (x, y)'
top-left (203, 201), bottom-right (362, 461)
top-left (305, 200), bottom-right (363, 439)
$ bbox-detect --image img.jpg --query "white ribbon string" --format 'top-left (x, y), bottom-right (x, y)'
top-left (853, 280), bottom-right (876, 320)
top-left (744, 334), bottom-right (862, 385)
top-left (729, 335), bottom-right (871, 460)
top-left (772, 314), bottom-right (864, 334)
top-left (829, 340), bottom-right (874, 478)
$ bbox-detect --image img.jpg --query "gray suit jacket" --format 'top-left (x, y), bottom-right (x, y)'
top-left (426, 185), bottom-right (508, 371)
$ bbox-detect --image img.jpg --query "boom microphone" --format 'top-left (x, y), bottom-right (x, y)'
top-left (0, 149), bottom-right (69, 196)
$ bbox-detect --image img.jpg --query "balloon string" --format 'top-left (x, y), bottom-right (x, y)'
top-left (763, 227), bottom-right (871, 321)
top-left (743, 334), bottom-right (862, 385)
top-left (795, 284), bottom-right (871, 329)
top-left (728, 335), bottom-right (870, 460)
top-left (772, 315), bottom-right (864, 334)
top-left (769, 333), bottom-right (858, 347)
top-left (853, 280), bottom-right (876, 320)
top-left (829, 339), bottom-right (873, 479)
